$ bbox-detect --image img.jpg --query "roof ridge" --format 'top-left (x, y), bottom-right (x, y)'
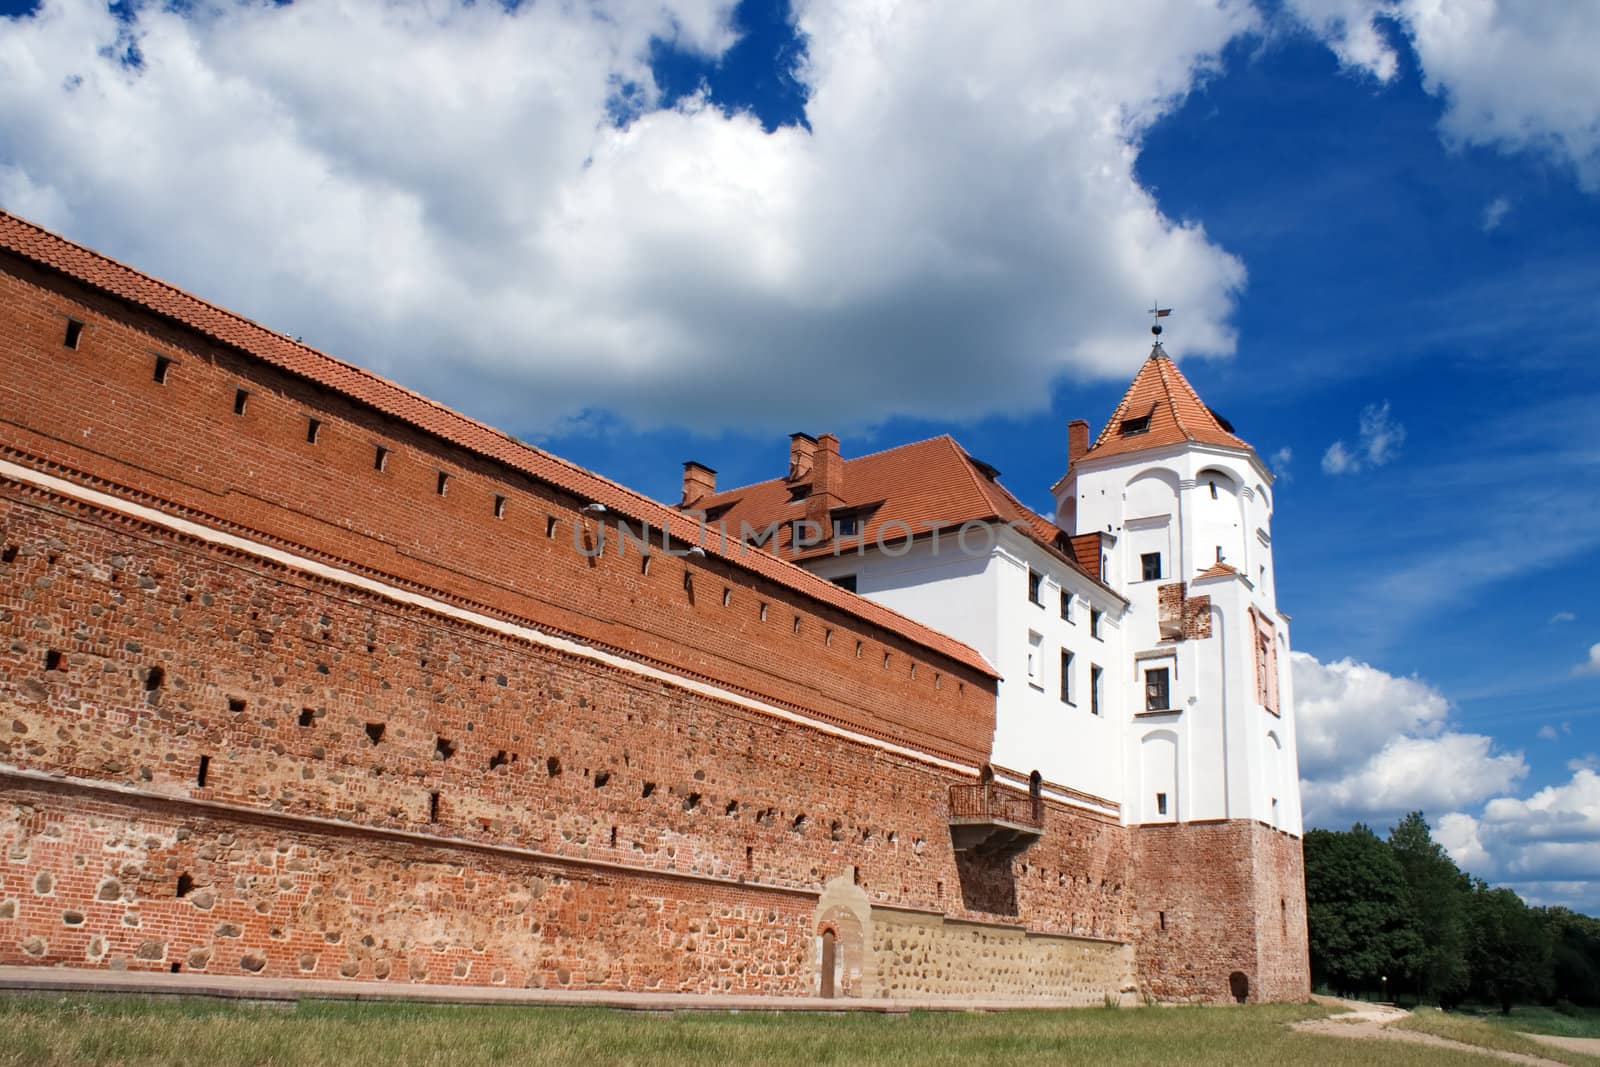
top-left (697, 433), bottom-right (959, 501)
top-left (0, 209), bottom-right (996, 679)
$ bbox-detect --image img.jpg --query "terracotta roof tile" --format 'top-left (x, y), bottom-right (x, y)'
top-left (1084, 347), bottom-right (1252, 462)
top-left (691, 436), bottom-right (1115, 595)
top-left (0, 210), bottom-right (996, 679)
top-left (1195, 561), bottom-right (1240, 580)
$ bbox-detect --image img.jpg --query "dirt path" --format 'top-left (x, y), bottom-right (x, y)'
top-left (1292, 997), bottom-right (1571, 1066)
top-left (1520, 1033), bottom-right (1600, 1056)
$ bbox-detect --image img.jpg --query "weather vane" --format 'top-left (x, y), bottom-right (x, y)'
top-left (1148, 302), bottom-right (1172, 340)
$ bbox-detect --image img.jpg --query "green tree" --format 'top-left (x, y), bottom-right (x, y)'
top-left (1545, 907), bottom-right (1600, 1007)
top-left (1468, 884), bottom-right (1553, 1013)
top-left (1304, 824), bottom-right (1423, 995)
top-left (1388, 811), bottom-right (1472, 1006)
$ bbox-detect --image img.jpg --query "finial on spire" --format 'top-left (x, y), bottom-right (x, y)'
top-left (1148, 302), bottom-right (1172, 343)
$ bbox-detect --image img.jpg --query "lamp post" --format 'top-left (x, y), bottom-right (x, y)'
top-left (1381, 975), bottom-right (1388, 1002)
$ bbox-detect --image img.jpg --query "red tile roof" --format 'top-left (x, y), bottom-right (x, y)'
top-left (1194, 561), bottom-right (1240, 580)
top-left (0, 209), bottom-right (996, 679)
top-left (689, 435), bottom-right (1114, 594)
top-left (1084, 346), bottom-right (1252, 462)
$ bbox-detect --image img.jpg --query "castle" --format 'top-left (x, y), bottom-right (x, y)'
top-left (0, 210), bottom-right (1309, 1003)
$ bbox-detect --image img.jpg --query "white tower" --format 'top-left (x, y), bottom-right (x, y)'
top-left (1052, 339), bottom-right (1302, 836)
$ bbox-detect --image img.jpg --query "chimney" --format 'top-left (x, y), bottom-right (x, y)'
top-left (1068, 419), bottom-right (1090, 466)
top-left (681, 461), bottom-right (717, 508)
top-left (805, 433), bottom-right (844, 533)
top-left (788, 433), bottom-right (817, 482)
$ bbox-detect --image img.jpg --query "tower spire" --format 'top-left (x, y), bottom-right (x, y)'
top-left (1147, 303), bottom-right (1172, 350)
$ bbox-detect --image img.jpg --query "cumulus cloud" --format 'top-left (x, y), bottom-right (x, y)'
top-left (1321, 401), bottom-right (1405, 475)
top-left (1481, 195), bottom-right (1511, 232)
top-left (1291, 651), bottom-right (1526, 827)
top-left (1285, 1), bottom-right (1600, 191)
top-left (1576, 644), bottom-right (1600, 676)
top-left (0, 0), bottom-right (1256, 435)
top-left (1438, 768), bottom-right (1600, 894)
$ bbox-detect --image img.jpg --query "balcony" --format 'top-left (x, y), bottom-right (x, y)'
top-left (948, 777), bottom-right (1044, 857)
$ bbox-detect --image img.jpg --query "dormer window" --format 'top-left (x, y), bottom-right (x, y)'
top-left (787, 485), bottom-right (809, 503)
top-left (835, 513), bottom-right (860, 537)
top-left (1118, 404), bottom-right (1155, 436)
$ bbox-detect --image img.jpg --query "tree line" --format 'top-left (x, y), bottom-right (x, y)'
top-left (1305, 812), bottom-right (1600, 1011)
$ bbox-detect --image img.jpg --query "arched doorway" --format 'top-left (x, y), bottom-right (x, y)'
top-left (819, 930), bottom-right (837, 999)
top-left (1229, 970), bottom-right (1250, 1003)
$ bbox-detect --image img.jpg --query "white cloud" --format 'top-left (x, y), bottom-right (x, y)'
top-left (1537, 724), bottom-right (1560, 742)
top-left (1291, 650), bottom-right (1526, 827)
top-left (1321, 400), bottom-right (1405, 475)
top-left (1480, 195), bottom-right (1511, 232)
top-left (1439, 769), bottom-right (1600, 892)
top-left (1285, 1), bottom-right (1600, 191)
top-left (0, 0), bottom-right (1256, 435)
top-left (1550, 611), bottom-right (1577, 624)
top-left (1575, 643), bottom-right (1600, 676)
top-left (1270, 446), bottom-right (1293, 482)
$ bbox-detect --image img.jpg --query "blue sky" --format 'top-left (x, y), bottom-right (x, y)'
top-left (1, 0), bottom-right (1596, 908)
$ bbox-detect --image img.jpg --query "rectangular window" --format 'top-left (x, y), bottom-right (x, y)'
top-left (1059, 589), bottom-right (1072, 621)
top-left (1027, 568), bottom-right (1043, 606)
top-left (1090, 608), bottom-right (1103, 639)
top-left (1145, 667), bottom-right (1170, 712)
top-left (1141, 552), bottom-right (1162, 581)
top-left (436, 471), bottom-right (449, 496)
top-left (1156, 792), bottom-right (1168, 816)
top-left (835, 514), bottom-right (859, 537)
top-left (493, 494), bottom-right (507, 519)
top-left (1027, 632), bottom-right (1042, 684)
top-left (63, 318), bottom-right (84, 349)
top-left (374, 446), bottom-right (389, 472)
top-left (1090, 664), bottom-right (1103, 716)
top-left (1059, 650), bottom-right (1074, 704)
top-left (152, 355), bottom-right (172, 384)
top-left (831, 573), bottom-right (858, 593)
top-left (233, 389), bottom-right (249, 416)
top-left (306, 418), bottom-right (321, 444)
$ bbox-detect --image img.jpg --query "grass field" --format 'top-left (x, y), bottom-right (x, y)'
top-left (0, 995), bottom-right (1537, 1067)
top-left (1395, 1007), bottom-right (1600, 1067)
top-left (1466, 1004), bottom-right (1600, 1041)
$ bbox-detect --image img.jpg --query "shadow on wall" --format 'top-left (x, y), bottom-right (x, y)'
top-left (954, 852), bottom-right (1018, 917)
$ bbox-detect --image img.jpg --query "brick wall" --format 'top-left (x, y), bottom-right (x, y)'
top-left (0, 252), bottom-right (993, 767)
top-left (1130, 820), bottom-right (1309, 1003)
top-left (0, 480), bottom-right (1134, 988)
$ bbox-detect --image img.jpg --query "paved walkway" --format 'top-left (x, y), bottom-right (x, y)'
top-left (0, 966), bottom-right (1098, 1013)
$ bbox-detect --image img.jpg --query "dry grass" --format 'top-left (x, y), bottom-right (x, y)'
top-left (0, 994), bottom-right (1532, 1067)
top-left (1394, 1007), bottom-right (1600, 1067)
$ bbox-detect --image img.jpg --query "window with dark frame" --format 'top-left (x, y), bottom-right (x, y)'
top-left (1090, 664), bottom-right (1103, 716)
top-left (1090, 608), bottom-right (1102, 638)
top-left (1060, 589), bottom-right (1072, 621)
top-left (63, 318), bottom-right (84, 349)
top-left (834, 513), bottom-right (860, 537)
top-left (1141, 552), bottom-right (1162, 581)
top-left (1059, 649), bottom-right (1073, 704)
top-left (1027, 568), bottom-right (1043, 605)
top-left (1145, 667), bottom-right (1170, 712)
top-left (305, 418), bottom-right (321, 444)
top-left (832, 573), bottom-right (858, 593)
top-left (1156, 792), bottom-right (1168, 816)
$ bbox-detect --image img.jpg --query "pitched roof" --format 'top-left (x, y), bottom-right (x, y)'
top-left (1194, 561), bottom-right (1241, 581)
top-left (690, 435), bottom-right (1111, 591)
top-left (0, 209), bottom-right (996, 679)
top-left (1083, 346), bottom-right (1252, 462)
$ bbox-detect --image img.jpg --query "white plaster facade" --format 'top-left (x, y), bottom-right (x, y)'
top-left (796, 357), bottom-right (1303, 835)
top-left (1056, 438), bottom-right (1303, 835)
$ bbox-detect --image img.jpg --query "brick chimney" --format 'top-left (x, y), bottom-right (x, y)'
top-left (805, 433), bottom-right (844, 533)
top-left (681, 461), bottom-right (717, 508)
top-left (1068, 419), bottom-right (1090, 466)
top-left (788, 433), bottom-right (817, 482)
